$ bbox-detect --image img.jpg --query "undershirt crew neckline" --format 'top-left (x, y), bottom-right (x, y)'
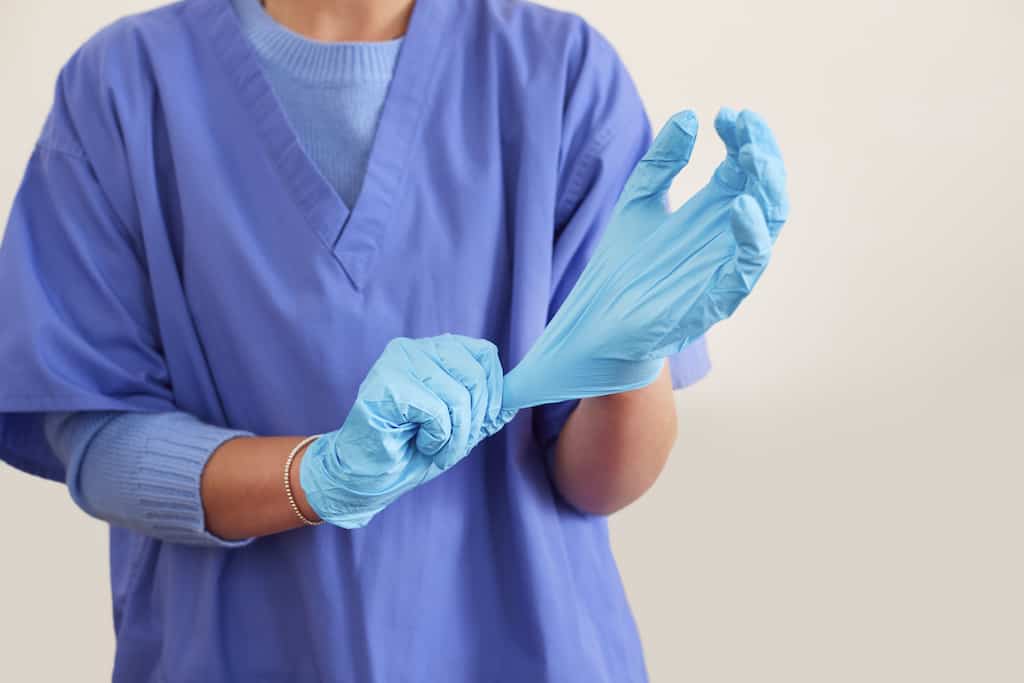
top-left (235, 0), bottom-right (404, 85)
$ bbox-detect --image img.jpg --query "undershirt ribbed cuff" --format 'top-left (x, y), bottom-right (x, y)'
top-left (48, 411), bottom-right (255, 548)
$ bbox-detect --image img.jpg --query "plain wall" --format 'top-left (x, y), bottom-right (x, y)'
top-left (1, 1), bottom-right (1020, 680)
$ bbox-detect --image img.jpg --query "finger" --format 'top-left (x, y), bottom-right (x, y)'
top-left (714, 107), bottom-right (741, 158)
top-left (713, 107), bottom-right (745, 190)
top-left (735, 110), bottom-right (789, 235)
top-left (434, 335), bottom-right (489, 447)
top-left (457, 336), bottom-right (510, 438)
top-left (620, 110), bottom-right (699, 204)
top-left (391, 380), bottom-right (453, 459)
top-left (738, 143), bottom-right (789, 234)
top-left (729, 194), bottom-right (772, 289)
top-left (735, 109), bottom-right (783, 161)
top-left (416, 348), bottom-right (473, 471)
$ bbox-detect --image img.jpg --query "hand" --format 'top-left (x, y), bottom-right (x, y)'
top-left (608, 107), bottom-right (789, 357)
top-left (502, 108), bottom-right (789, 410)
top-left (300, 334), bottom-right (515, 528)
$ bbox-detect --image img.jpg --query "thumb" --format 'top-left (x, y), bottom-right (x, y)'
top-left (385, 384), bottom-right (453, 457)
top-left (410, 403), bottom-right (452, 457)
top-left (620, 110), bottom-right (699, 205)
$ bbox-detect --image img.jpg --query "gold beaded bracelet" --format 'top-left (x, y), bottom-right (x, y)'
top-left (284, 434), bottom-right (324, 527)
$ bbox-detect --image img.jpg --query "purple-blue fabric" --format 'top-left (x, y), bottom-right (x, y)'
top-left (0, 0), bottom-right (709, 680)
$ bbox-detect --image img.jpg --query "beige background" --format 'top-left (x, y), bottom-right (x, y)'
top-left (2, 0), bottom-right (1021, 680)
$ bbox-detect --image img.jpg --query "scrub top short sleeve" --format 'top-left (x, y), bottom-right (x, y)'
top-left (0, 67), bottom-right (176, 482)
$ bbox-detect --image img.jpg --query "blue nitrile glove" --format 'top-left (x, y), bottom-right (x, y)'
top-left (301, 335), bottom-right (515, 528)
top-left (502, 108), bottom-right (789, 410)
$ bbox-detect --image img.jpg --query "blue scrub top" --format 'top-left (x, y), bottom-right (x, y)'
top-left (0, 0), bottom-right (709, 679)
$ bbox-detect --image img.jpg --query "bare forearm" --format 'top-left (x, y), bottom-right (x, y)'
top-left (553, 362), bottom-right (678, 515)
top-left (200, 435), bottom-right (321, 540)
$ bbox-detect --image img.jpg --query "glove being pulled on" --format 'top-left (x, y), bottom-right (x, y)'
top-left (301, 334), bottom-right (515, 528)
top-left (502, 108), bottom-right (789, 410)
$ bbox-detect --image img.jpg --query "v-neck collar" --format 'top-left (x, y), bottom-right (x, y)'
top-left (186, 0), bottom-right (454, 289)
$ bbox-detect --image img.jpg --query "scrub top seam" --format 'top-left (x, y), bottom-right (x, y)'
top-left (556, 122), bottom-right (617, 227)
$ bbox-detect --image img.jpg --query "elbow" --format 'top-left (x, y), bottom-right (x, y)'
top-left (567, 491), bottom-right (631, 517)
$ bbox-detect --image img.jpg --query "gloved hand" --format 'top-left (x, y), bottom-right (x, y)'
top-left (301, 334), bottom-right (515, 528)
top-left (502, 108), bottom-right (789, 410)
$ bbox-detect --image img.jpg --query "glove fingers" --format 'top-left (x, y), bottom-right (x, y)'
top-left (735, 109), bottom-right (783, 161)
top-left (434, 335), bottom-right (490, 448)
top-left (372, 339), bottom-right (453, 460)
top-left (735, 110), bottom-right (789, 236)
top-left (620, 110), bottom-right (698, 204)
top-left (728, 194), bottom-right (772, 289)
top-left (416, 356), bottom-right (472, 471)
top-left (458, 336), bottom-right (515, 437)
top-left (393, 381), bottom-right (454, 458)
top-left (714, 107), bottom-right (741, 158)
top-left (712, 107), bottom-right (746, 190)
top-left (695, 231), bottom-right (763, 328)
top-left (738, 144), bottom-right (789, 234)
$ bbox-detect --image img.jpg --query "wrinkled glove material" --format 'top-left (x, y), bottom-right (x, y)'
top-left (301, 335), bottom-right (515, 528)
top-left (502, 108), bottom-right (789, 410)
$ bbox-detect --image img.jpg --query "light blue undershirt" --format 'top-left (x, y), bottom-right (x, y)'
top-left (233, 0), bottom-right (403, 208)
top-left (43, 0), bottom-right (402, 547)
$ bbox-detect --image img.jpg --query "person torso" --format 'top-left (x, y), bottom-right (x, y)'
top-left (84, 0), bottom-right (647, 680)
